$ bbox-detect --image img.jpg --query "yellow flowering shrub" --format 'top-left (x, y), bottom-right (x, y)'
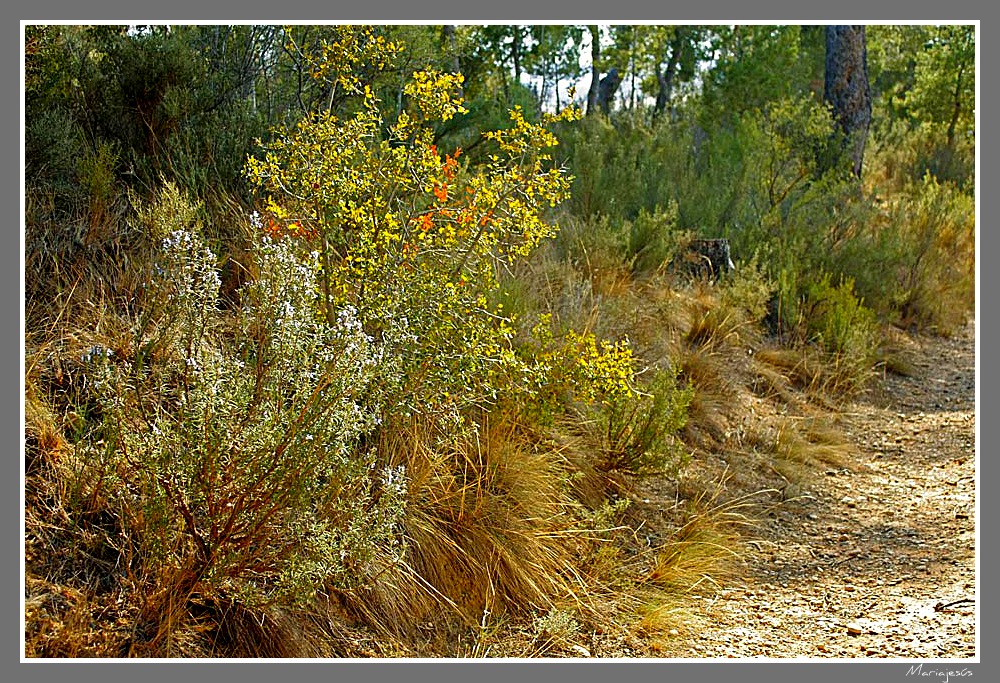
top-left (523, 313), bottom-right (639, 419)
top-left (245, 29), bottom-right (581, 417)
top-left (525, 313), bottom-right (692, 475)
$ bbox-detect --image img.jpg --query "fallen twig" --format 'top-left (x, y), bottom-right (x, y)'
top-left (934, 598), bottom-right (975, 612)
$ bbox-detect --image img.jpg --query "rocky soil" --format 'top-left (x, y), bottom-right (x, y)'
top-left (659, 319), bottom-right (978, 659)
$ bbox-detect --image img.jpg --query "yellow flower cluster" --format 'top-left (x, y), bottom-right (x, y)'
top-left (526, 314), bottom-right (639, 412)
top-left (566, 331), bottom-right (639, 404)
top-left (300, 26), bottom-right (403, 95)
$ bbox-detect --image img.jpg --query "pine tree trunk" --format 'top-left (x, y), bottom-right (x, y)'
top-left (947, 60), bottom-right (967, 150)
top-left (824, 25), bottom-right (872, 178)
top-left (586, 25), bottom-right (601, 116)
top-left (654, 28), bottom-right (685, 119)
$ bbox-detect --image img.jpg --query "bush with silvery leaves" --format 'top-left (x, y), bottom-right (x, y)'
top-left (83, 199), bottom-right (408, 607)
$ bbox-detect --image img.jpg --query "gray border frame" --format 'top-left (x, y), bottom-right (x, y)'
top-left (14, 2), bottom-right (987, 682)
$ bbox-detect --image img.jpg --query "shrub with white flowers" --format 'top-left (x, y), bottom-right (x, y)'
top-left (84, 190), bottom-right (408, 608)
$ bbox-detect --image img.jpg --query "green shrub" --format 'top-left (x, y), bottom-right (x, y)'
top-left (25, 107), bottom-right (87, 196)
top-left (625, 204), bottom-right (685, 274)
top-left (549, 213), bottom-right (628, 271)
top-left (556, 114), bottom-right (687, 222)
top-left (596, 367), bottom-right (693, 476)
top-left (806, 275), bottom-right (877, 354)
top-left (889, 174), bottom-right (975, 333)
top-left (802, 273), bottom-right (880, 392)
top-left (869, 119), bottom-right (975, 195)
top-left (718, 254), bottom-right (777, 326)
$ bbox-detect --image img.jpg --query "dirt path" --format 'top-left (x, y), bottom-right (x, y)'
top-left (664, 320), bottom-right (978, 658)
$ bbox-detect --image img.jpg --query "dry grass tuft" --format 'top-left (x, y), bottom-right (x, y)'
top-left (683, 285), bottom-right (741, 350)
top-left (24, 385), bottom-right (71, 476)
top-left (753, 347), bottom-right (847, 406)
top-left (186, 598), bottom-right (329, 658)
top-left (644, 485), bottom-right (757, 594)
top-left (749, 357), bottom-right (802, 406)
top-left (633, 477), bottom-right (766, 649)
top-left (753, 337), bottom-right (877, 400)
top-left (771, 416), bottom-right (854, 472)
top-left (336, 413), bottom-right (592, 640)
top-left (676, 346), bottom-right (734, 448)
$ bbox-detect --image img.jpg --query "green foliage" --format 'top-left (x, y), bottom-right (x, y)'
top-left (24, 107), bottom-right (86, 201)
top-left (804, 274), bottom-right (879, 363)
top-left (604, 26), bottom-right (707, 115)
top-left (24, 25), bottom-right (273, 225)
top-left (524, 26), bottom-right (587, 106)
top-left (869, 118), bottom-right (975, 195)
top-left (699, 26), bottom-right (822, 127)
top-left (597, 367), bottom-right (693, 475)
top-left (556, 114), bottom-right (690, 222)
top-left (558, 91), bottom-right (841, 243)
top-left (755, 272), bottom-right (880, 394)
top-left (906, 26), bottom-right (975, 146)
top-left (718, 255), bottom-right (777, 326)
top-left (552, 85), bottom-right (913, 368)
top-left (867, 25), bottom-right (929, 121)
top-left (867, 25), bottom-right (975, 191)
top-left (24, 22), bottom-right (980, 658)
top-left (550, 203), bottom-right (686, 277)
top-left (625, 204), bottom-right (685, 274)
top-left (808, 170), bottom-right (974, 335)
top-left (76, 140), bottom-right (121, 236)
top-left (703, 95), bottom-right (841, 258)
top-left (132, 180), bottom-right (203, 242)
top-left (886, 174), bottom-right (976, 332)
top-left (440, 80), bottom-right (542, 161)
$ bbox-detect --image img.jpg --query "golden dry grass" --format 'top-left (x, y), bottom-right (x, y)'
top-left (334, 413), bottom-right (595, 642)
top-left (676, 346), bottom-right (734, 448)
top-left (629, 477), bottom-right (769, 653)
top-left (773, 416), bottom-right (854, 468)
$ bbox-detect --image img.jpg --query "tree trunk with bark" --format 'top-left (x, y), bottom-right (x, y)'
top-left (586, 25), bottom-right (601, 116)
top-left (824, 25), bottom-right (872, 178)
top-left (947, 59), bottom-right (968, 150)
top-left (442, 25), bottom-right (463, 98)
top-left (654, 28), bottom-right (686, 119)
top-left (597, 68), bottom-right (622, 115)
